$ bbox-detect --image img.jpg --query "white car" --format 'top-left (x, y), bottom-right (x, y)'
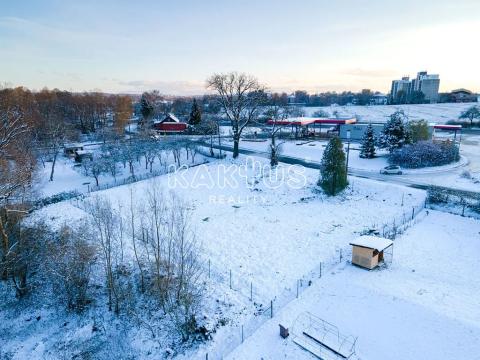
top-left (380, 165), bottom-right (403, 175)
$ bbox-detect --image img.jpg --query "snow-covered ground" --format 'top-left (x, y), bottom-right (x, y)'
top-left (228, 210), bottom-right (480, 360)
top-left (302, 102), bottom-right (478, 124)
top-left (2, 156), bottom-right (428, 359)
top-left (34, 157), bottom-right (425, 303)
top-left (34, 145), bottom-right (207, 198)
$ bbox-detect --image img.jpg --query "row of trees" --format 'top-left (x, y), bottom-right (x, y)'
top-left (81, 137), bottom-right (201, 187)
top-left (0, 87), bottom-right (133, 183)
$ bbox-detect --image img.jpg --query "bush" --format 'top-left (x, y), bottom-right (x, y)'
top-left (33, 191), bottom-right (83, 209)
top-left (427, 186), bottom-right (449, 204)
top-left (389, 141), bottom-right (459, 168)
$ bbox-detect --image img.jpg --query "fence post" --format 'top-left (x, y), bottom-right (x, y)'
top-left (208, 259), bottom-right (211, 279)
top-left (412, 207), bottom-right (415, 220)
top-left (241, 325), bottom-right (244, 343)
top-left (270, 300), bottom-right (273, 318)
top-left (229, 270), bottom-right (232, 289)
top-left (340, 249), bottom-right (343, 262)
top-left (206, 354), bottom-right (208, 360)
top-left (296, 280), bottom-right (299, 298)
top-left (319, 262), bottom-right (322, 278)
top-left (250, 282), bottom-right (253, 301)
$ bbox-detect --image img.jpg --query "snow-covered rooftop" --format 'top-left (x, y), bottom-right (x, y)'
top-left (350, 235), bottom-right (393, 251)
top-left (167, 113), bottom-right (181, 123)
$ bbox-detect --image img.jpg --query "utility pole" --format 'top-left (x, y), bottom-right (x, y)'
top-left (345, 130), bottom-right (351, 175)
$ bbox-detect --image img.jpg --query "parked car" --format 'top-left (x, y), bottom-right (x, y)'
top-left (380, 165), bottom-right (403, 175)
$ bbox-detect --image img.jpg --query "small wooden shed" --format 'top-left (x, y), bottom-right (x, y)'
top-left (349, 236), bottom-right (393, 270)
top-left (64, 143), bottom-right (84, 157)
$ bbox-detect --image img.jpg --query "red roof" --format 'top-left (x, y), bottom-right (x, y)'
top-left (434, 124), bottom-right (462, 130)
top-left (267, 117), bottom-right (356, 126)
top-left (314, 118), bottom-right (357, 125)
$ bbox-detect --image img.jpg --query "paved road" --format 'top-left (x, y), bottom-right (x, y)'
top-left (206, 142), bottom-right (479, 197)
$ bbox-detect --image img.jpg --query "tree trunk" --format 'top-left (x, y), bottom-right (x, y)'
top-left (233, 136), bottom-right (240, 158)
top-left (0, 218), bottom-right (9, 280)
top-left (49, 151), bottom-right (58, 181)
top-left (270, 135), bottom-right (278, 167)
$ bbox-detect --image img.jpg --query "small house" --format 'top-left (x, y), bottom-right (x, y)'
top-left (152, 113), bottom-right (188, 134)
top-left (74, 150), bottom-right (94, 163)
top-left (349, 236), bottom-right (393, 270)
top-left (64, 143), bottom-right (84, 157)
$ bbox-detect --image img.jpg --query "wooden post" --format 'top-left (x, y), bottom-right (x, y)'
top-left (229, 270), bottom-right (232, 289)
top-left (412, 207), bottom-right (415, 220)
top-left (319, 262), bottom-right (322, 278)
top-left (340, 249), bottom-right (343, 262)
top-left (296, 280), bottom-right (299, 298)
top-left (241, 325), bottom-right (244, 343)
top-left (208, 259), bottom-right (211, 279)
top-left (250, 282), bottom-right (253, 301)
top-left (270, 300), bottom-right (273, 318)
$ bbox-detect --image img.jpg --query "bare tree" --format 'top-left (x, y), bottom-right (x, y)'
top-left (48, 224), bottom-right (96, 311)
top-left (84, 196), bottom-right (121, 313)
top-left (165, 194), bottom-right (203, 340)
top-left (264, 103), bottom-right (291, 166)
top-left (206, 72), bottom-right (266, 158)
top-left (129, 189), bottom-right (145, 293)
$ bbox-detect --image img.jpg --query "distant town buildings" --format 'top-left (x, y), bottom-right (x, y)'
top-left (390, 77), bottom-right (411, 103)
top-left (411, 71), bottom-right (440, 103)
top-left (448, 89), bottom-right (478, 103)
top-left (369, 93), bottom-right (388, 105)
top-left (390, 71), bottom-right (440, 104)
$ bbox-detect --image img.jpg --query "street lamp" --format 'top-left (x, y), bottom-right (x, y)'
top-left (345, 130), bottom-right (351, 175)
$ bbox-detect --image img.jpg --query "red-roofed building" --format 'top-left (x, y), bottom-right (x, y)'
top-left (153, 113), bottom-right (188, 133)
top-left (266, 117), bottom-right (357, 138)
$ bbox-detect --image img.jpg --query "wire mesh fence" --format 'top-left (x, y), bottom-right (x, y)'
top-left (195, 196), bottom-right (428, 360)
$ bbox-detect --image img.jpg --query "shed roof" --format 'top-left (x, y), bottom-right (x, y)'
top-left (266, 117), bottom-right (356, 126)
top-left (350, 236), bottom-right (393, 251)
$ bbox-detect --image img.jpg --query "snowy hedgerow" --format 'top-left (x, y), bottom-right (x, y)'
top-left (389, 141), bottom-right (459, 168)
top-left (427, 186), bottom-right (449, 204)
top-left (379, 111), bottom-right (412, 153)
top-left (318, 136), bottom-right (348, 195)
top-left (360, 123), bottom-right (376, 158)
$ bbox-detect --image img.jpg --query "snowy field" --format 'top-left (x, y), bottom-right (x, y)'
top-left (228, 210), bottom-right (480, 360)
top-left (302, 102), bottom-right (477, 124)
top-left (33, 157), bottom-right (426, 303)
top-left (1, 156), bottom-right (428, 359)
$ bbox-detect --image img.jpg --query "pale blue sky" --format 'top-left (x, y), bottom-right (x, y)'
top-left (1, 0), bottom-right (479, 94)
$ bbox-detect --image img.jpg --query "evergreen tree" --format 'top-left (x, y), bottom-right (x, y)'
top-left (140, 93), bottom-right (154, 123)
top-left (318, 137), bottom-right (348, 196)
top-left (360, 124), bottom-right (376, 158)
top-left (189, 98), bottom-right (202, 126)
top-left (379, 111), bottom-right (411, 153)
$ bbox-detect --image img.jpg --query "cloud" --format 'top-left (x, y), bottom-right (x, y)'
top-left (341, 68), bottom-right (397, 78)
top-left (117, 80), bottom-right (208, 95)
